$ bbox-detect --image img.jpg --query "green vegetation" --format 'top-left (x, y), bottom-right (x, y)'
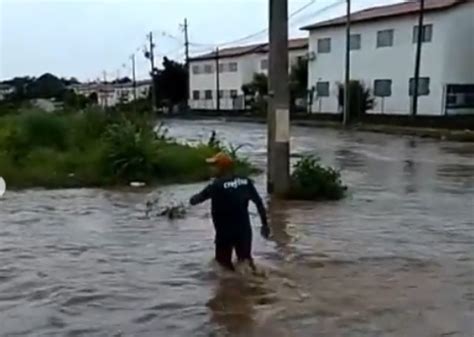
top-left (337, 80), bottom-right (375, 121)
top-left (288, 155), bottom-right (347, 201)
top-left (242, 73), bottom-right (268, 115)
top-left (0, 110), bottom-right (254, 189)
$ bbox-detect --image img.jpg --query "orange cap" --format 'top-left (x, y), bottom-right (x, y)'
top-left (206, 152), bottom-right (234, 169)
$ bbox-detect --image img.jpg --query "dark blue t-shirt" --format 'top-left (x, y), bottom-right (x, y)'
top-left (190, 175), bottom-right (268, 243)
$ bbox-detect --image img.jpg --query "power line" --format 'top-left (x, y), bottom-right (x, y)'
top-left (99, 0), bottom-right (343, 84)
top-left (185, 0), bottom-right (318, 49)
top-left (186, 0), bottom-right (342, 51)
top-left (290, 0), bottom-right (345, 26)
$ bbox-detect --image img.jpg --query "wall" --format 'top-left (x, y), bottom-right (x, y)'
top-left (440, 2), bottom-right (474, 115)
top-left (255, 49), bottom-right (308, 75)
top-left (308, 4), bottom-right (473, 116)
top-left (189, 48), bottom-right (308, 110)
top-left (189, 56), bottom-right (250, 110)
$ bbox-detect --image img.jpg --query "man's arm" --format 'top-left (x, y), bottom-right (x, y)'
top-left (189, 183), bottom-right (213, 205)
top-left (248, 181), bottom-right (270, 237)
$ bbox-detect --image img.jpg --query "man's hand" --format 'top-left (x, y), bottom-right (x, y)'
top-left (260, 225), bottom-right (270, 239)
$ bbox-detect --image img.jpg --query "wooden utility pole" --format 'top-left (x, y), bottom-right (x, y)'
top-left (412, 0), bottom-right (425, 117)
top-left (215, 47), bottom-right (220, 112)
top-left (343, 0), bottom-right (351, 126)
top-left (184, 18), bottom-right (190, 105)
top-left (148, 32), bottom-right (157, 111)
top-left (268, 0), bottom-right (290, 196)
top-left (131, 54), bottom-right (137, 103)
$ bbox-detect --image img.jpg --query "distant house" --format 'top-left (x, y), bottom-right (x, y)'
top-left (188, 38), bottom-right (308, 111)
top-left (302, 0), bottom-right (474, 116)
top-left (31, 98), bottom-right (62, 113)
top-left (0, 84), bottom-right (15, 101)
top-left (69, 80), bottom-right (151, 108)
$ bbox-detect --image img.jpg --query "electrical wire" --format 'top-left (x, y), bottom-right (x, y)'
top-left (185, 0), bottom-right (321, 49)
top-left (102, 0), bottom-right (345, 81)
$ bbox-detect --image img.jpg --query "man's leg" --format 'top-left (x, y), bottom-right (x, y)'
top-left (215, 242), bottom-right (234, 271)
top-left (235, 232), bottom-right (256, 271)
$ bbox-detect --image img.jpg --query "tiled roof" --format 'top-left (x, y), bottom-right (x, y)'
top-left (190, 38), bottom-right (308, 61)
top-left (301, 0), bottom-right (466, 30)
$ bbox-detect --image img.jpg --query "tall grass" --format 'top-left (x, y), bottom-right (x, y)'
top-left (0, 109), bottom-right (255, 189)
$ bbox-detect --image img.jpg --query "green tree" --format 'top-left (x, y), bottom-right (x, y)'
top-left (156, 57), bottom-right (188, 106)
top-left (337, 80), bottom-right (375, 122)
top-left (241, 73), bottom-right (268, 114)
top-left (27, 73), bottom-right (66, 99)
top-left (242, 73), bottom-right (268, 97)
top-left (289, 57), bottom-right (308, 98)
top-left (289, 57), bottom-right (308, 113)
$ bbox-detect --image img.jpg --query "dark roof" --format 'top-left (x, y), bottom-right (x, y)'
top-left (190, 38), bottom-right (308, 61)
top-left (301, 0), bottom-right (466, 30)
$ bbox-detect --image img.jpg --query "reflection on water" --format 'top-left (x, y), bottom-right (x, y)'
top-left (1, 120), bottom-right (473, 337)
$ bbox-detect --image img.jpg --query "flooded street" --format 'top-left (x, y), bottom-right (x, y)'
top-left (1, 120), bottom-right (473, 337)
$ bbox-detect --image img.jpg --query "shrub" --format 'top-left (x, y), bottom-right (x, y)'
top-left (102, 119), bottom-right (159, 182)
top-left (337, 80), bottom-right (375, 122)
top-left (289, 155), bottom-right (346, 201)
top-left (70, 108), bottom-right (110, 149)
top-left (17, 111), bottom-right (68, 150)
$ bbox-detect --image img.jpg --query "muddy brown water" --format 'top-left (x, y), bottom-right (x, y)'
top-left (1, 120), bottom-right (473, 337)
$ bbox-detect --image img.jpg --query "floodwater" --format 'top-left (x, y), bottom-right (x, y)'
top-left (1, 120), bottom-right (473, 337)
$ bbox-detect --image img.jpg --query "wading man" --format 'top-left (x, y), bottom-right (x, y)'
top-left (189, 152), bottom-right (270, 271)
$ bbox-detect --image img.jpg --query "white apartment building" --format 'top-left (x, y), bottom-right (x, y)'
top-left (0, 84), bottom-right (15, 101)
top-left (70, 80), bottom-right (151, 108)
top-left (189, 38), bottom-right (308, 110)
top-left (302, 0), bottom-right (474, 116)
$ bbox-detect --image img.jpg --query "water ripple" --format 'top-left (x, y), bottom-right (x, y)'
top-left (1, 121), bottom-right (473, 337)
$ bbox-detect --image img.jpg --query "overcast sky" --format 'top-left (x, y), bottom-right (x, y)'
top-left (0, 0), bottom-right (402, 81)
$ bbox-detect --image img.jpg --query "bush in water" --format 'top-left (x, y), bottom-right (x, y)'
top-left (289, 155), bottom-right (346, 201)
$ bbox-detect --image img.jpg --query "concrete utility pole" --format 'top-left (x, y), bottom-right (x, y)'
top-left (130, 54), bottom-right (137, 103)
top-left (343, 0), bottom-right (351, 126)
top-left (215, 47), bottom-right (220, 112)
top-left (268, 0), bottom-right (290, 196)
top-left (183, 18), bottom-right (190, 105)
top-left (102, 70), bottom-right (108, 107)
top-left (412, 0), bottom-right (425, 117)
top-left (148, 32), bottom-right (157, 111)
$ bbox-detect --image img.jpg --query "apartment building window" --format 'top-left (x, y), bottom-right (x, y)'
top-left (374, 79), bottom-right (392, 97)
top-left (446, 84), bottom-right (474, 109)
top-left (192, 90), bottom-right (200, 100)
top-left (204, 64), bottom-right (214, 74)
top-left (205, 90), bottom-right (213, 99)
top-left (261, 59), bottom-right (268, 70)
top-left (218, 90), bottom-right (226, 98)
top-left (192, 65), bottom-right (200, 74)
top-left (317, 38), bottom-right (331, 53)
top-left (228, 62), bottom-right (238, 72)
top-left (413, 24), bottom-right (433, 43)
top-left (377, 29), bottom-right (394, 47)
top-left (316, 81), bottom-right (330, 97)
top-left (409, 77), bottom-right (430, 96)
top-left (230, 89), bottom-right (238, 98)
top-left (350, 34), bottom-right (361, 50)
